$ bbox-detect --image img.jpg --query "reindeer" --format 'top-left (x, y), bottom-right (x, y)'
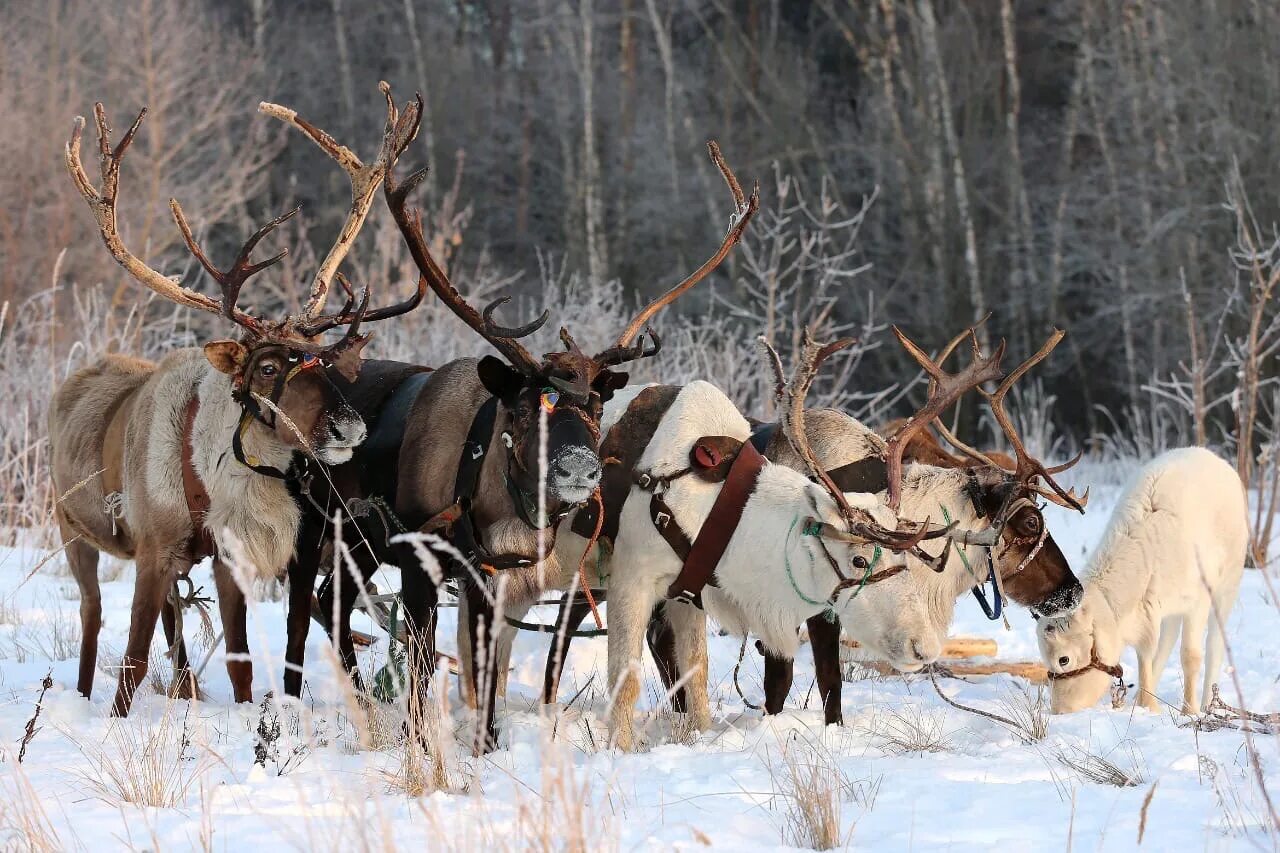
top-left (745, 327), bottom-right (1089, 722)
top-left (527, 326), bottom-right (1088, 727)
top-left (270, 125), bottom-right (759, 752)
top-left (482, 333), bottom-right (977, 750)
top-left (51, 87), bottom-right (423, 716)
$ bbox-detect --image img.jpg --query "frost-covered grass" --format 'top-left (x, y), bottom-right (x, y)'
top-left (1, 483), bottom-right (1279, 850)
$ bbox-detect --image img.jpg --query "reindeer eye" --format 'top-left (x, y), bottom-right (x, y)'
top-left (1044, 624), bottom-right (1055, 634)
top-left (852, 555), bottom-right (869, 570)
top-left (540, 388), bottom-right (560, 413)
top-left (260, 363), bottom-right (278, 377)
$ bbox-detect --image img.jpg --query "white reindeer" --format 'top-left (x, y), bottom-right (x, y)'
top-left (1036, 447), bottom-right (1247, 714)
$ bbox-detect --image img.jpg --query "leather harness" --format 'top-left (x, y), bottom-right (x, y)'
top-left (1047, 646), bottom-right (1124, 684)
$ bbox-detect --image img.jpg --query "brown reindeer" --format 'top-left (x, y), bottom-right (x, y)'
top-left (51, 87), bottom-right (423, 716)
top-left (365, 131), bottom-right (758, 752)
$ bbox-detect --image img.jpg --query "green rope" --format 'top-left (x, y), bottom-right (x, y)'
top-left (783, 518), bottom-right (882, 621)
top-left (940, 505), bottom-right (981, 585)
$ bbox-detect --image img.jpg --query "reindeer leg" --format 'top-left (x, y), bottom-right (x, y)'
top-left (645, 604), bottom-right (687, 713)
top-left (808, 614), bottom-right (844, 726)
top-left (284, 555), bottom-right (318, 698)
top-left (160, 593), bottom-right (196, 700)
top-left (398, 555), bottom-right (439, 731)
top-left (112, 547), bottom-right (184, 716)
top-left (544, 594), bottom-right (593, 704)
top-left (61, 516), bottom-right (102, 700)
top-left (212, 559), bottom-right (253, 703)
top-left (664, 599), bottom-right (711, 731)
top-left (464, 576), bottom-right (500, 754)
top-left (762, 646), bottom-right (794, 716)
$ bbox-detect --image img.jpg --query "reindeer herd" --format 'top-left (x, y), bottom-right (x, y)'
top-left (47, 83), bottom-right (1251, 757)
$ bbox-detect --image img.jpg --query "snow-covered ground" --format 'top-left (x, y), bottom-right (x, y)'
top-left (2, 482), bottom-right (1278, 851)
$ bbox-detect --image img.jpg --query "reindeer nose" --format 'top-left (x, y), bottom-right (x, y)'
top-left (1058, 656), bottom-right (1070, 667)
top-left (911, 640), bottom-right (928, 661)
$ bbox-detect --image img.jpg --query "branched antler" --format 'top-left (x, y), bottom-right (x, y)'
top-left (930, 330), bottom-right (1089, 511)
top-left (761, 330), bottom-right (944, 551)
top-left (882, 327), bottom-right (1006, 510)
top-left (596, 141), bottom-right (760, 368)
top-left (259, 81), bottom-right (421, 322)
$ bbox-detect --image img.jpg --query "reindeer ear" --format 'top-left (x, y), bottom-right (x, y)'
top-left (477, 355), bottom-right (524, 404)
top-left (204, 340), bottom-right (248, 375)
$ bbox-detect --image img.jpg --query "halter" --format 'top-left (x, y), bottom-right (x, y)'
top-left (784, 516), bottom-right (889, 618)
top-left (1047, 645), bottom-right (1126, 705)
top-left (501, 386), bottom-right (599, 531)
top-left (231, 350), bottom-right (329, 479)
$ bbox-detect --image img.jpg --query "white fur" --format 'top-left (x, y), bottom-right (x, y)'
top-left (544, 381), bottom-right (909, 750)
top-left (1036, 448), bottom-right (1247, 714)
top-left (133, 350), bottom-right (306, 582)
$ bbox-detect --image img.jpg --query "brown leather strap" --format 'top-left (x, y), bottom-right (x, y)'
top-left (181, 398), bottom-right (216, 561)
top-left (666, 439), bottom-right (766, 607)
top-left (571, 385), bottom-right (681, 541)
top-left (1046, 646), bottom-right (1123, 682)
top-left (649, 492), bottom-right (693, 563)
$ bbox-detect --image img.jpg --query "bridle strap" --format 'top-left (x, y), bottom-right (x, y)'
top-left (1047, 645), bottom-right (1124, 682)
top-left (229, 351), bottom-right (328, 478)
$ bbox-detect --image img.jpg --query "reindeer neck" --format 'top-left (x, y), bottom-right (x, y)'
top-left (196, 368), bottom-right (295, 477)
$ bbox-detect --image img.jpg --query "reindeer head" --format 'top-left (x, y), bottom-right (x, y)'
top-left (385, 114), bottom-right (759, 520)
top-left (912, 326), bottom-right (1089, 617)
top-left (66, 87), bottom-right (428, 470)
top-left (759, 331), bottom-right (957, 640)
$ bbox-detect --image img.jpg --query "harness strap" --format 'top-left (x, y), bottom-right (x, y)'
top-left (571, 385), bottom-right (682, 542)
top-left (180, 397), bottom-right (217, 560)
top-left (665, 438), bottom-right (766, 608)
top-left (1047, 646), bottom-right (1124, 683)
top-left (231, 410), bottom-right (292, 479)
top-left (444, 396), bottom-right (543, 575)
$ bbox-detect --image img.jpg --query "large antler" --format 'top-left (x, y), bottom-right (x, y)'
top-left (382, 113), bottom-right (548, 375)
top-left (596, 142), bottom-right (760, 368)
top-left (883, 327), bottom-right (1006, 510)
top-left (66, 105), bottom-right (284, 332)
top-left (932, 331), bottom-right (1088, 511)
top-left (259, 81), bottom-right (420, 323)
top-left (762, 330), bottom-right (942, 551)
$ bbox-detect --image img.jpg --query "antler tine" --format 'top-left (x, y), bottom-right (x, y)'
top-left (296, 271), bottom-right (429, 337)
top-left (259, 81), bottom-right (423, 322)
top-left (66, 104), bottom-right (246, 321)
top-left (383, 108), bottom-right (545, 374)
top-left (606, 141), bottom-right (760, 356)
top-left (779, 330), bottom-right (860, 521)
top-left (882, 326), bottom-right (1006, 510)
top-left (594, 328), bottom-right (662, 368)
top-left (756, 336), bottom-right (787, 403)
top-left (482, 297), bottom-right (550, 338)
top-left (170, 199), bottom-right (299, 332)
top-left (924, 319), bottom-right (1011, 472)
top-left (983, 329), bottom-right (1087, 512)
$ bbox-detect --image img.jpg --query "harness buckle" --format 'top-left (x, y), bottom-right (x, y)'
top-left (468, 442), bottom-right (485, 461)
top-left (637, 473), bottom-right (653, 490)
top-left (655, 511), bottom-right (671, 528)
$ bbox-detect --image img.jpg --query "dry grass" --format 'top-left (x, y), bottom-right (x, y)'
top-left (997, 682), bottom-right (1051, 742)
top-left (0, 756), bottom-right (63, 852)
top-left (1054, 741), bottom-right (1145, 788)
top-left (861, 705), bottom-right (956, 755)
top-left (65, 698), bottom-right (213, 808)
top-left (774, 737), bottom-right (850, 850)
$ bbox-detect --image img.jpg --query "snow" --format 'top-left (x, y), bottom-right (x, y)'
top-left (1, 483), bottom-right (1278, 850)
